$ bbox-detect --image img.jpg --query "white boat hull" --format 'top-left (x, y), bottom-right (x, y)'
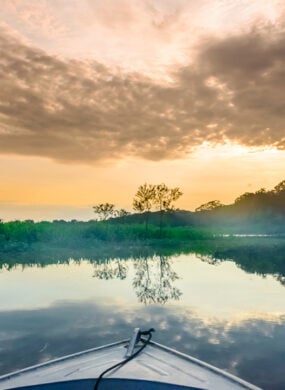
top-left (0, 338), bottom-right (262, 389)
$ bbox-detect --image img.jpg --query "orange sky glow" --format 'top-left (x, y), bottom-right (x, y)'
top-left (0, 0), bottom-right (285, 220)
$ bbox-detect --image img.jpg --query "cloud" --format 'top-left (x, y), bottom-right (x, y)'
top-left (0, 20), bottom-right (285, 164)
top-left (0, 0), bottom-right (195, 70)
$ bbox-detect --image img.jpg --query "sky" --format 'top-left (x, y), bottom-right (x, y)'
top-left (0, 0), bottom-right (285, 221)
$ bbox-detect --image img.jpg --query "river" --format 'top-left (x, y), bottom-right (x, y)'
top-left (1, 239), bottom-right (285, 389)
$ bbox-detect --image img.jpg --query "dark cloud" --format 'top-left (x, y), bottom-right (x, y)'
top-left (0, 22), bottom-right (285, 163)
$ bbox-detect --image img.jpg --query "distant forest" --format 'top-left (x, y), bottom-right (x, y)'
top-left (0, 180), bottom-right (284, 255)
top-left (174, 179), bottom-right (285, 232)
top-left (112, 179), bottom-right (285, 233)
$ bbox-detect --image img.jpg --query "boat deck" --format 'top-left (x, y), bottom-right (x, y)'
top-left (0, 340), bottom-right (262, 390)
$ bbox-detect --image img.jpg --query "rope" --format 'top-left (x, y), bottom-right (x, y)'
top-left (94, 328), bottom-right (155, 390)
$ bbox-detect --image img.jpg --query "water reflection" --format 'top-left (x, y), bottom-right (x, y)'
top-left (1, 238), bottom-right (285, 390)
top-left (1, 238), bottom-right (285, 287)
top-left (0, 299), bottom-right (285, 389)
top-left (132, 256), bottom-right (182, 304)
top-left (196, 250), bottom-right (285, 287)
top-left (93, 260), bottom-right (128, 280)
top-left (92, 256), bottom-right (182, 304)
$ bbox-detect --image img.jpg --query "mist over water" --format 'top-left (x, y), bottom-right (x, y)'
top-left (1, 239), bottom-right (285, 390)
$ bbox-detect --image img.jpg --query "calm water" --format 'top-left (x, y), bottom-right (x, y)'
top-left (1, 241), bottom-right (285, 389)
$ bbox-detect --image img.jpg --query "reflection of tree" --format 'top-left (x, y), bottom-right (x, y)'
top-left (92, 255), bottom-right (182, 304)
top-left (3, 237), bottom-right (285, 289)
top-left (275, 274), bottom-right (285, 286)
top-left (133, 255), bottom-right (182, 304)
top-left (93, 260), bottom-right (127, 280)
top-left (196, 251), bottom-right (285, 288)
top-left (195, 254), bottom-right (221, 265)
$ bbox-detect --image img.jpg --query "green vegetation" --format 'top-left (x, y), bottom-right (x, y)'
top-left (0, 219), bottom-right (213, 257)
top-left (0, 179), bottom-right (284, 259)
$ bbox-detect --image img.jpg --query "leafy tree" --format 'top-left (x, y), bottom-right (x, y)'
top-left (234, 192), bottom-right (255, 204)
top-left (274, 180), bottom-right (285, 193)
top-left (133, 183), bottom-right (182, 233)
top-left (195, 200), bottom-right (224, 212)
top-left (154, 184), bottom-right (182, 212)
top-left (133, 183), bottom-right (156, 231)
top-left (255, 188), bottom-right (266, 194)
top-left (93, 203), bottom-right (116, 221)
top-left (154, 183), bottom-right (183, 235)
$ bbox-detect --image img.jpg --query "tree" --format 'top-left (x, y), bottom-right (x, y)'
top-left (133, 183), bottom-right (182, 234)
top-left (255, 188), bottom-right (266, 194)
top-left (234, 192), bottom-right (255, 204)
top-left (0, 219), bottom-right (4, 236)
top-left (154, 183), bottom-right (183, 235)
top-left (133, 183), bottom-right (156, 231)
top-left (115, 209), bottom-right (130, 218)
top-left (154, 184), bottom-right (182, 211)
top-left (195, 200), bottom-right (224, 212)
top-left (93, 203), bottom-right (116, 221)
top-left (274, 180), bottom-right (285, 193)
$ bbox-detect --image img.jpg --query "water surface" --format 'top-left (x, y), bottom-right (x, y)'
top-left (1, 241), bottom-right (285, 390)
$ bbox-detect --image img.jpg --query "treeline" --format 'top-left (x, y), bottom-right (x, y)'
top-left (0, 180), bottom-right (284, 251)
top-left (110, 179), bottom-right (285, 233)
top-left (0, 219), bottom-right (213, 257)
top-left (196, 179), bottom-right (285, 213)
top-left (191, 179), bottom-right (285, 233)
top-left (93, 183), bottom-right (182, 232)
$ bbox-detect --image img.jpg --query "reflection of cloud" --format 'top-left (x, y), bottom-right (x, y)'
top-left (0, 19), bottom-right (285, 164)
top-left (0, 300), bottom-right (285, 389)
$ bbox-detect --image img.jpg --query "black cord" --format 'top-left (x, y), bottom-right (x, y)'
top-left (94, 328), bottom-right (155, 390)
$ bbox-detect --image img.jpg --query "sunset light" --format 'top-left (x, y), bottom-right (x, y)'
top-left (1, 1), bottom-right (285, 218)
top-left (1, 2), bottom-right (285, 389)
